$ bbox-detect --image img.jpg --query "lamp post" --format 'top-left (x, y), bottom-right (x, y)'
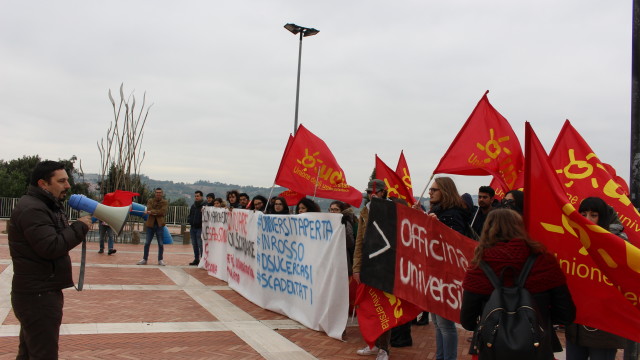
top-left (284, 23), bottom-right (319, 135)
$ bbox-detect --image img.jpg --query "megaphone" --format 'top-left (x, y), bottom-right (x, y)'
top-left (130, 202), bottom-right (149, 220)
top-left (69, 195), bottom-right (130, 235)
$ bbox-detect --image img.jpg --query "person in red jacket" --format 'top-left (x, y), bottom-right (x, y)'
top-left (460, 209), bottom-right (576, 360)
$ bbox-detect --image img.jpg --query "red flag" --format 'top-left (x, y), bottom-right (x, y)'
top-left (277, 189), bottom-right (306, 206)
top-left (102, 190), bottom-right (139, 207)
top-left (395, 150), bottom-right (414, 200)
top-left (524, 122), bottom-right (640, 342)
top-left (355, 283), bottom-right (422, 347)
top-left (274, 125), bottom-right (363, 207)
top-left (489, 177), bottom-right (506, 201)
top-left (376, 155), bottom-right (415, 205)
top-left (549, 119), bottom-right (640, 247)
top-left (434, 91), bottom-right (523, 190)
top-left (274, 134), bottom-right (294, 182)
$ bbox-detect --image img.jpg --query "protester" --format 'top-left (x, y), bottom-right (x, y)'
top-left (460, 209), bottom-right (576, 360)
top-left (470, 186), bottom-right (495, 238)
top-left (353, 179), bottom-right (392, 360)
top-left (425, 176), bottom-right (469, 360)
top-left (226, 190), bottom-right (241, 208)
top-left (213, 197), bottom-right (226, 208)
top-left (296, 197), bottom-right (320, 214)
top-left (8, 160), bottom-right (93, 358)
top-left (565, 197), bottom-right (627, 360)
top-left (330, 200), bottom-right (355, 274)
top-left (137, 188), bottom-right (168, 266)
top-left (187, 190), bottom-right (206, 266)
top-left (98, 221), bottom-right (116, 255)
top-left (238, 192), bottom-right (250, 209)
top-left (501, 189), bottom-right (524, 215)
top-left (268, 196), bottom-right (290, 214)
top-left (249, 195), bottom-right (267, 212)
top-left (205, 192), bottom-right (215, 206)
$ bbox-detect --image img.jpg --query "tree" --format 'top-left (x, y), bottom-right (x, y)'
top-left (169, 197), bottom-right (189, 207)
top-left (0, 155), bottom-right (90, 198)
top-left (97, 83), bottom-right (152, 201)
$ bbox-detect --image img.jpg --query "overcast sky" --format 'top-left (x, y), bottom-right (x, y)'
top-left (0, 1), bottom-right (634, 197)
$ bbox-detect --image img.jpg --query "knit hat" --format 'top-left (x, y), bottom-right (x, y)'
top-left (366, 179), bottom-right (386, 192)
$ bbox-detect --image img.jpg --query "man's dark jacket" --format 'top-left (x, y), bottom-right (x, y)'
top-left (8, 185), bottom-right (88, 293)
top-left (187, 200), bottom-right (206, 229)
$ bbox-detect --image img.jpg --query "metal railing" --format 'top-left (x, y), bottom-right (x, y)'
top-left (0, 197), bottom-right (189, 225)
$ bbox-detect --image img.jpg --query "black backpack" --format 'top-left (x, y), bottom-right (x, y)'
top-left (475, 254), bottom-right (545, 360)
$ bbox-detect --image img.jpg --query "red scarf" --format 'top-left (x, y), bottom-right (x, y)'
top-left (462, 238), bottom-right (567, 295)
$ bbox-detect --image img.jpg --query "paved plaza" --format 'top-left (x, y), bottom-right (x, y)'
top-left (0, 220), bottom-right (616, 359)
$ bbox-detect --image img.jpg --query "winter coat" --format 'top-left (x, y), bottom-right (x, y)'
top-left (145, 197), bottom-right (168, 228)
top-left (460, 238), bottom-right (576, 359)
top-left (187, 200), bottom-right (206, 228)
top-left (8, 185), bottom-right (88, 293)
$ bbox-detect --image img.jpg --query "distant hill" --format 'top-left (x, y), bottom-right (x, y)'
top-left (79, 173), bottom-right (353, 211)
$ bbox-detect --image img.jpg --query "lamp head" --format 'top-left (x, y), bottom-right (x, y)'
top-left (284, 23), bottom-right (319, 37)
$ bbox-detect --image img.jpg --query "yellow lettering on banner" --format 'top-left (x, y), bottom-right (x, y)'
top-left (383, 292), bottom-right (404, 319)
top-left (556, 254), bottom-right (640, 306)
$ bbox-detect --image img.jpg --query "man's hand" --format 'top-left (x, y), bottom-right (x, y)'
top-left (77, 215), bottom-right (93, 228)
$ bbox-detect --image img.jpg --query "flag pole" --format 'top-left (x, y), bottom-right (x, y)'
top-left (312, 170), bottom-right (321, 200)
top-left (267, 183), bottom-right (276, 206)
top-left (416, 174), bottom-right (435, 205)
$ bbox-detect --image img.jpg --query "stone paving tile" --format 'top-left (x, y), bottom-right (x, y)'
top-left (215, 289), bottom-right (289, 321)
top-left (0, 331), bottom-right (263, 360)
top-left (70, 242), bottom-right (195, 267)
top-left (0, 247), bottom-right (8, 261)
top-left (182, 267), bottom-right (229, 286)
top-left (278, 324), bottom-right (476, 360)
top-left (82, 266), bottom-right (176, 286)
top-left (4, 290), bottom-right (218, 325)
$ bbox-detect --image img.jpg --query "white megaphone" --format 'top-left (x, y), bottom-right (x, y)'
top-left (69, 195), bottom-right (130, 235)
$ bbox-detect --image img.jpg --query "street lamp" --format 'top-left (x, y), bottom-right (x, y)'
top-left (284, 23), bottom-right (319, 135)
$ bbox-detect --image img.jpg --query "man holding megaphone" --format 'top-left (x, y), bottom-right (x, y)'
top-left (8, 160), bottom-right (93, 358)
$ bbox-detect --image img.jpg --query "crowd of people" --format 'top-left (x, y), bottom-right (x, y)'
top-left (6, 160), bottom-right (637, 359)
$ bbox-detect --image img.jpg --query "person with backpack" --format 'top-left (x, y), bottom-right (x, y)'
top-left (460, 208), bottom-right (576, 360)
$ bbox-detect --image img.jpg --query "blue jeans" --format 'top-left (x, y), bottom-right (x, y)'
top-left (99, 224), bottom-right (114, 250)
top-left (431, 313), bottom-right (457, 360)
top-left (190, 227), bottom-right (202, 260)
top-left (144, 224), bottom-right (164, 261)
top-left (566, 340), bottom-right (617, 360)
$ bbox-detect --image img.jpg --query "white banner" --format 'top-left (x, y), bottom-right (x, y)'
top-left (202, 209), bottom-right (348, 339)
top-left (200, 207), bottom-right (228, 280)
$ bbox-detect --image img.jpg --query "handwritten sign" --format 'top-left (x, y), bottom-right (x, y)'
top-left (201, 209), bottom-right (348, 339)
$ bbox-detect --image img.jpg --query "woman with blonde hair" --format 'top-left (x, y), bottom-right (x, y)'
top-left (460, 209), bottom-right (576, 360)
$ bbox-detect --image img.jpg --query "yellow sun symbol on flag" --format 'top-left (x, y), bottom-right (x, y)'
top-left (476, 128), bottom-right (512, 163)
